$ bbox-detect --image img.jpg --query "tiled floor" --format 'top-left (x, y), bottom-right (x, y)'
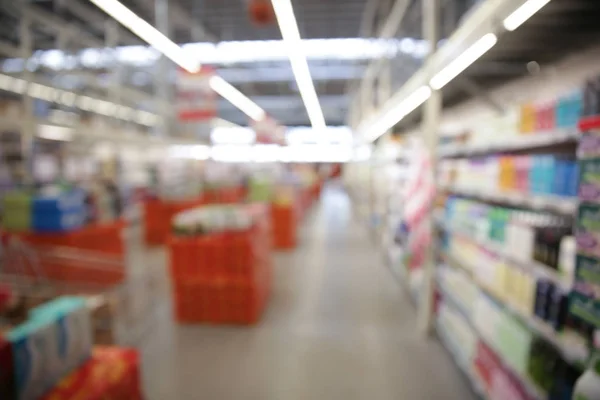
top-left (139, 185), bottom-right (475, 399)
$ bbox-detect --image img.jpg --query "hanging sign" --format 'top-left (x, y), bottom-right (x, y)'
top-left (177, 67), bottom-right (217, 121)
top-left (251, 116), bottom-right (285, 145)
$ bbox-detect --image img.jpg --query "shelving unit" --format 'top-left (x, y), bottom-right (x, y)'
top-left (437, 222), bottom-right (570, 290)
top-left (440, 185), bottom-right (578, 215)
top-left (438, 129), bottom-right (579, 158)
top-left (436, 279), bottom-right (548, 400)
top-left (441, 252), bottom-right (589, 365)
top-left (435, 320), bottom-right (487, 400)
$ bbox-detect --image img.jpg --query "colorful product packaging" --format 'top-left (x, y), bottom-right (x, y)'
top-left (40, 347), bottom-right (142, 400)
top-left (576, 203), bottom-right (600, 258)
top-left (579, 158), bottom-right (600, 202)
top-left (7, 296), bottom-right (92, 400)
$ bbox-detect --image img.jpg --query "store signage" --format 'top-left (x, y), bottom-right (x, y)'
top-left (177, 67), bottom-right (217, 121)
top-left (251, 116), bottom-right (285, 145)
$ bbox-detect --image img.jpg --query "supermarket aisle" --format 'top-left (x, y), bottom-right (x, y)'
top-left (167, 184), bottom-right (475, 400)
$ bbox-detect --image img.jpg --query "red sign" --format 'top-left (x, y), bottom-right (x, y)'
top-left (251, 116), bottom-right (285, 145)
top-left (177, 67), bottom-right (217, 121)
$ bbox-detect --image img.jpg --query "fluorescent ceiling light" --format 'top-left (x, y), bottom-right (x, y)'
top-left (271, 0), bottom-right (326, 129)
top-left (211, 127), bottom-right (256, 145)
top-left (366, 86), bottom-right (432, 142)
top-left (430, 33), bottom-right (497, 90)
top-left (37, 124), bottom-right (74, 141)
top-left (88, 0), bottom-right (199, 73)
top-left (209, 75), bottom-right (265, 121)
top-left (12, 38), bottom-right (426, 72)
top-left (89, 0), bottom-right (263, 124)
top-left (504, 0), bottom-right (551, 31)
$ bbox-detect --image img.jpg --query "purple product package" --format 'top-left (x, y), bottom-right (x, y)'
top-left (579, 158), bottom-right (600, 202)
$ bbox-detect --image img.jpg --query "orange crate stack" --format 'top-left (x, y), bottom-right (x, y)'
top-left (168, 207), bottom-right (273, 325)
top-left (143, 197), bottom-right (206, 246)
top-left (271, 203), bottom-right (297, 250)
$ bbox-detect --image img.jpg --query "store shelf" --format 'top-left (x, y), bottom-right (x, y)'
top-left (440, 185), bottom-right (578, 215)
top-left (385, 250), bottom-right (419, 307)
top-left (441, 252), bottom-right (589, 366)
top-left (436, 283), bottom-right (547, 400)
top-left (439, 129), bottom-right (579, 158)
top-left (435, 320), bottom-right (487, 400)
top-left (438, 222), bottom-right (570, 291)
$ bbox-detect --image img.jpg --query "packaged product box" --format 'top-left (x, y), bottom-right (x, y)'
top-left (40, 347), bottom-right (142, 400)
top-left (579, 132), bottom-right (600, 159)
top-left (8, 318), bottom-right (61, 400)
top-left (519, 104), bottom-right (536, 133)
top-left (569, 289), bottom-right (600, 329)
top-left (577, 203), bottom-right (600, 258)
top-left (0, 335), bottom-right (15, 400)
top-left (579, 158), bottom-right (600, 202)
top-left (29, 296), bottom-right (93, 374)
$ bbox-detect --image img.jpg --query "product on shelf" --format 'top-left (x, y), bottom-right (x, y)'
top-left (576, 203), bottom-right (600, 258)
top-left (573, 357), bottom-right (600, 400)
top-left (439, 153), bottom-right (578, 198)
top-left (445, 197), bottom-right (575, 278)
top-left (473, 341), bottom-right (530, 400)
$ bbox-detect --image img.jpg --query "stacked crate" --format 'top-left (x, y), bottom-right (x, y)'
top-left (168, 206), bottom-right (273, 324)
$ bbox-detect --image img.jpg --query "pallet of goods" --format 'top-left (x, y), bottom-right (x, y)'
top-left (168, 204), bottom-right (273, 324)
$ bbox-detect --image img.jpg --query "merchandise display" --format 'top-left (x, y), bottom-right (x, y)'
top-left (439, 154), bottom-right (578, 199)
top-left (40, 347), bottom-right (142, 400)
top-left (432, 73), bottom-right (600, 400)
top-left (169, 204), bottom-right (273, 324)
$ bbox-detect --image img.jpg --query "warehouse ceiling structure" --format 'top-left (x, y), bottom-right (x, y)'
top-left (0, 0), bottom-right (486, 131)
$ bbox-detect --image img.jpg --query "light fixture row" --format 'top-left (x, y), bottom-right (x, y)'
top-left (0, 73), bottom-right (159, 126)
top-left (89, 0), bottom-right (267, 122)
top-left (362, 0), bottom-right (553, 142)
top-left (271, 0), bottom-right (326, 129)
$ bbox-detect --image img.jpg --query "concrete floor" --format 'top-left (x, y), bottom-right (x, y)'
top-left (140, 184), bottom-right (475, 400)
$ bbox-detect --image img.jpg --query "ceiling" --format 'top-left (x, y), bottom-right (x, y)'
top-left (0, 0), bottom-right (564, 131)
top-left (393, 0), bottom-right (600, 132)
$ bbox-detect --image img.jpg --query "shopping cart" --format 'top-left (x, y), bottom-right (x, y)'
top-left (0, 232), bottom-right (165, 348)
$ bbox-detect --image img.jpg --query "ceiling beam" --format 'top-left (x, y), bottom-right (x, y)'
top-left (61, 0), bottom-right (144, 46)
top-left (129, 0), bottom-right (218, 42)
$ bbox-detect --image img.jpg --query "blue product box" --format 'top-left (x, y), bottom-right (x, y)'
top-left (540, 155), bottom-right (557, 194)
top-left (32, 190), bottom-right (85, 214)
top-left (552, 159), bottom-right (569, 196)
top-left (32, 207), bottom-right (86, 233)
top-left (530, 156), bottom-right (544, 194)
top-left (556, 96), bottom-right (567, 128)
top-left (568, 162), bottom-right (579, 197)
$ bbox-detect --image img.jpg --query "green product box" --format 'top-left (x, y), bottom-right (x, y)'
top-left (577, 203), bottom-right (600, 259)
top-left (569, 289), bottom-right (600, 328)
top-left (576, 254), bottom-right (600, 290)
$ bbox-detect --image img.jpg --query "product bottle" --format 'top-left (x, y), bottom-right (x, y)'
top-left (573, 355), bottom-right (600, 400)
